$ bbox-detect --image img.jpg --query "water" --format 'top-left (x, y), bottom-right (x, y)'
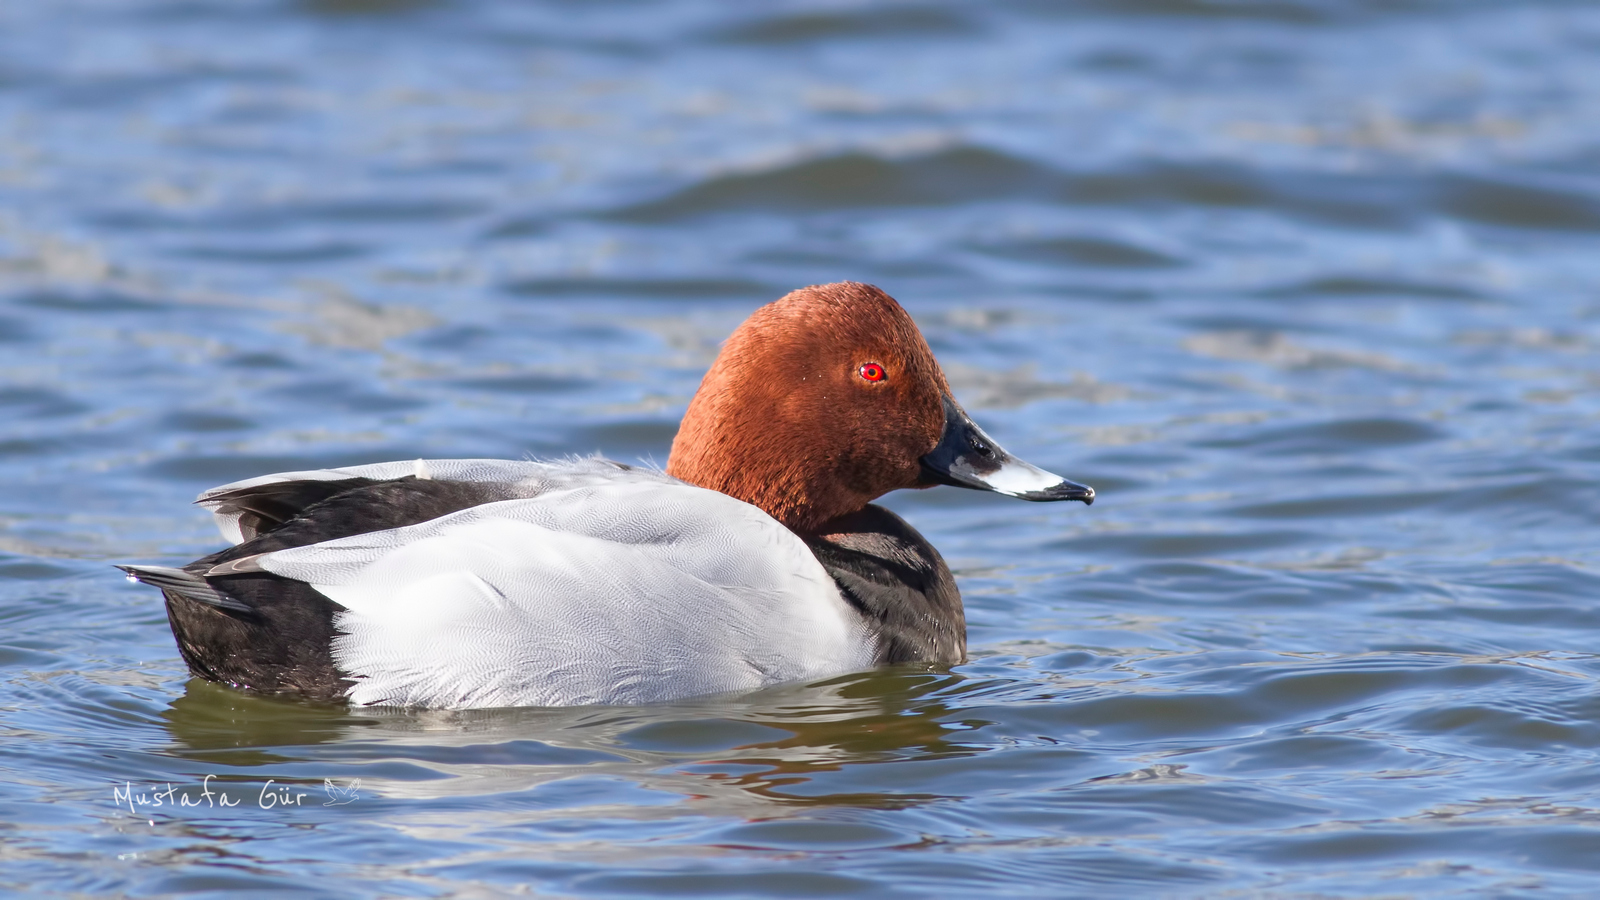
top-left (3, 0), bottom-right (1600, 895)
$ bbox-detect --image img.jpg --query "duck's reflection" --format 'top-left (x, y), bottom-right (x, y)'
top-left (160, 667), bottom-right (997, 810)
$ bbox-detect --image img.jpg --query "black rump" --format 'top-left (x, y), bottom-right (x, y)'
top-left (142, 476), bottom-right (512, 702)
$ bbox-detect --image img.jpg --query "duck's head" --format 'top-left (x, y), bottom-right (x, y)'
top-left (666, 282), bottom-right (1094, 533)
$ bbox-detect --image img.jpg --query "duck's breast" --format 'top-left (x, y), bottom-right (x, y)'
top-left (238, 466), bottom-right (875, 708)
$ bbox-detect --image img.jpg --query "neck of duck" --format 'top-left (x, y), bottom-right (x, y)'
top-left (666, 403), bottom-right (878, 535)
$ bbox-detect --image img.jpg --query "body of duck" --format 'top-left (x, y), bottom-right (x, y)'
top-left (121, 283), bottom-right (1093, 707)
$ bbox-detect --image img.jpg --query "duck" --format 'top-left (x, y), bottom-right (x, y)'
top-left (120, 282), bottom-right (1094, 708)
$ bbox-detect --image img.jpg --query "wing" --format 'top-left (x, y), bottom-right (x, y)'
top-left (238, 473), bottom-right (874, 708)
top-left (197, 458), bottom-right (628, 544)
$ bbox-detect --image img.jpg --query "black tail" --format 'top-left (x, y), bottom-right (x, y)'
top-left (118, 562), bottom-right (351, 701)
top-left (116, 564), bottom-right (256, 615)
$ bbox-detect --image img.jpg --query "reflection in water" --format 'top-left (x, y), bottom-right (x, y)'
top-left (161, 670), bottom-right (986, 809)
top-left (163, 679), bottom-right (373, 758)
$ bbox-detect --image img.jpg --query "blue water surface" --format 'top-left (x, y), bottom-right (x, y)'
top-left (3, 1), bottom-right (1600, 896)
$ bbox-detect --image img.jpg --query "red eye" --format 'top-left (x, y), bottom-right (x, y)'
top-left (858, 362), bottom-right (885, 382)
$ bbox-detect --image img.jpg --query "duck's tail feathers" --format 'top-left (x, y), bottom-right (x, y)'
top-left (116, 564), bottom-right (255, 615)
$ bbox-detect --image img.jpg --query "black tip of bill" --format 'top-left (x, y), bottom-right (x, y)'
top-left (1016, 479), bottom-right (1095, 505)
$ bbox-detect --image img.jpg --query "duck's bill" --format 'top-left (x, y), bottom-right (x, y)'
top-left (918, 395), bottom-right (1095, 504)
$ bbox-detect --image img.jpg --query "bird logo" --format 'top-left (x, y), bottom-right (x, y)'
top-left (322, 778), bottom-right (361, 806)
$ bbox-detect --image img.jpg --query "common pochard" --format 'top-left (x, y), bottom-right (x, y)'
top-left (121, 282), bottom-right (1094, 707)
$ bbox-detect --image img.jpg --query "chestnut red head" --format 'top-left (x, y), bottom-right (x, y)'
top-left (667, 282), bottom-right (1092, 533)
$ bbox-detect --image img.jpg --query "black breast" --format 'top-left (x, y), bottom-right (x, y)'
top-left (802, 504), bottom-right (965, 667)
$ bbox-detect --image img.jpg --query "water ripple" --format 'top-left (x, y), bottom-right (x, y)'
top-left (4, 0), bottom-right (1600, 896)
